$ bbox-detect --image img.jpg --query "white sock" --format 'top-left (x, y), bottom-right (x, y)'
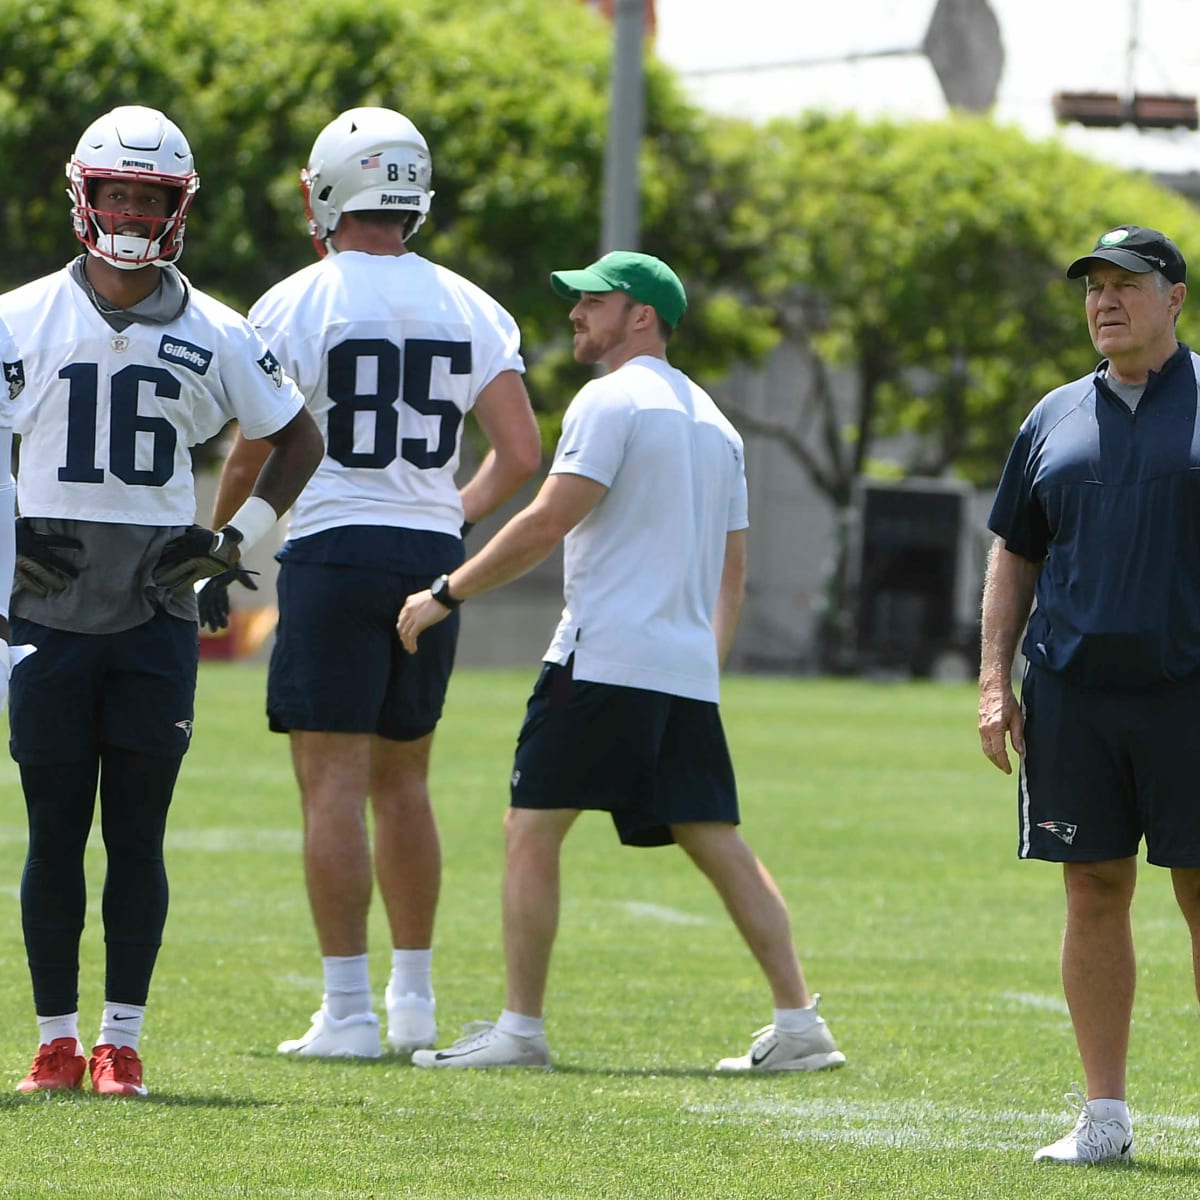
top-left (1088, 1098), bottom-right (1131, 1127)
top-left (773, 1006), bottom-right (818, 1034)
top-left (322, 954), bottom-right (372, 1020)
top-left (496, 1009), bottom-right (544, 1039)
top-left (388, 948), bottom-right (434, 1001)
top-left (99, 1002), bottom-right (146, 1051)
top-left (37, 1012), bottom-right (81, 1050)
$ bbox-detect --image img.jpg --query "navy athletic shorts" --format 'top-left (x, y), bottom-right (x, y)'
top-left (1020, 663), bottom-right (1200, 866)
top-left (9, 610), bottom-right (198, 765)
top-left (267, 559), bottom-right (458, 741)
top-left (510, 658), bottom-right (739, 847)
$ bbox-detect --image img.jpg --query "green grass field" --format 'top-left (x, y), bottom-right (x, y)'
top-left (1, 665), bottom-right (1198, 1197)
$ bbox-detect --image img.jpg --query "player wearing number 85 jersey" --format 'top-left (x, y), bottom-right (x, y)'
top-left (0, 105), bottom-right (323, 1096)
top-left (208, 107), bottom-right (540, 1058)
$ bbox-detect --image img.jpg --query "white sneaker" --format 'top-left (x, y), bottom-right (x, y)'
top-left (276, 1008), bottom-right (382, 1059)
top-left (411, 1021), bottom-right (552, 1069)
top-left (716, 996), bottom-right (846, 1072)
top-left (1034, 1092), bottom-right (1133, 1165)
top-left (385, 984), bottom-right (436, 1053)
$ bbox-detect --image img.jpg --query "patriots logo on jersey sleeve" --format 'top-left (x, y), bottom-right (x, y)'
top-left (3, 359), bottom-right (24, 401)
top-left (256, 349), bottom-right (284, 388)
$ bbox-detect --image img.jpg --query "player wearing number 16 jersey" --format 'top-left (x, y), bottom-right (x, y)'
top-left (208, 107), bottom-right (541, 1059)
top-left (0, 105), bottom-right (322, 1097)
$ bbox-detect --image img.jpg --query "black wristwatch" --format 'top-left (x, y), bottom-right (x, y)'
top-left (430, 574), bottom-right (462, 610)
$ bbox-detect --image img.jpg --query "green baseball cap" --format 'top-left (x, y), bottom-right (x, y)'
top-left (550, 250), bottom-right (688, 329)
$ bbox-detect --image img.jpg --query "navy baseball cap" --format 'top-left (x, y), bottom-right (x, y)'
top-left (550, 251), bottom-right (688, 329)
top-left (1066, 225), bottom-right (1187, 284)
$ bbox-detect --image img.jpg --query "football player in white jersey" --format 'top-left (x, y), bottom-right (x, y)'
top-left (1, 105), bottom-right (322, 1097)
top-left (0, 319), bottom-right (20, 712)
top-left (207, 108), bottom-right (540, 1058)
top-left (398, 252), bottom-right (845, 1072)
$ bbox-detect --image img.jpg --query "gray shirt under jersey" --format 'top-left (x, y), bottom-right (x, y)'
top-left (12, 259), bottom-right (200, 634)
top-left (1101, 368), bottom-right (1145, 412)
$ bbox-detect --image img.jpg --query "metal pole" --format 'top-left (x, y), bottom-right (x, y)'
top-left (600, 0), bottom-right (644, 254)
top-left (1126, 0), bottom-right (1140, 99)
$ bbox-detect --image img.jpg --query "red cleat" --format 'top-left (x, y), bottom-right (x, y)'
top-left (16, 1038), bottom-right (87, 1093)
top-left (88, 1044), bottom-right (149, 1097)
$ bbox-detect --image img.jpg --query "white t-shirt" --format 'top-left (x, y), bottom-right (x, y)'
top-left (250, 251), bottom-right (525, 540)
top-left (544, 356), bottom-right (749, 703)
top-left (0, 269), bottom-right (304, 524)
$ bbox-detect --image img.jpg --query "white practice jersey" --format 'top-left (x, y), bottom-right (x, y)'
top-left (544, 356), bottom-right (749, 703)
top-left (250, 250), bottom-right (525, 540)
top-left (0, 316), bottom-right (20, 430)
top-left (0, 269), bottom-right (305, 524)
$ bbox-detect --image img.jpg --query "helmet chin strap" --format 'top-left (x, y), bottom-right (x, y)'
top-left (90, 232), bottom-right (167, 270)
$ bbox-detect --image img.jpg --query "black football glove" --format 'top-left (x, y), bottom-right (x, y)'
top-left (152, 524), bottom-right (244, 593)
top-left (15, 518), bottom-right (83, 596)
top-left (196, 564), bottom-right (259, 633)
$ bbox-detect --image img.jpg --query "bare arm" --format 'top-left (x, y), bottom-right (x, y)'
top-left (209, 408), bottom-right (322, 529)
top-left (397, 472), bottom-right (606, 652)
top-left (714, 528), bottom-right (747, 668)
top-left (458, 370), bottom-right (542, 526)
top-left (978, 537), bottom-right (1040, 774)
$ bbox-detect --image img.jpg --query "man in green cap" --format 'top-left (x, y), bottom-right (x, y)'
top-left (398, 250), bottom-right (845, 1072)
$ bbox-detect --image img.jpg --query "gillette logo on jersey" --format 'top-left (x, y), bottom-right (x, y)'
top-left (158, 336), bottom-right (212, 374)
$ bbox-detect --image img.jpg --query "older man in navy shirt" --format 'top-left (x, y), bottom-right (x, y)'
top-left (979, 225), bottom-right (1197, 1165)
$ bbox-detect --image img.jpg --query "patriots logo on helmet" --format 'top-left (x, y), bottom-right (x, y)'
top-left (3, 359), bottom-right (23, 401)
top-left (1037, 820), bottom-right (1078, 845)
top-left (257, 349), bottom-right (283, 388)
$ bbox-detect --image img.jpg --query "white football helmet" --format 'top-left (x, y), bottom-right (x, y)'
top-left (301, 107), bottom-right (434, 256)
top-left (67, 106), bottom-right (199, 270)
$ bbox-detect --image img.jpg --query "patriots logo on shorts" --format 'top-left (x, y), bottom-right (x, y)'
top-left (174, 719), bottom-right (194, 740)
top-left (257, 349), bottom-right (283, 388)
top-left (3, 359), bottom-right (24, 401)
top-left (1037, 820), bottom-right (1078, 845)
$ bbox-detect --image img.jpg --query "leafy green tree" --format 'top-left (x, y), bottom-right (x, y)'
top-left (720, 110), bottom-right (1200, 500)
top-left (3, 0), bottom-right (1196, 488)
top-left (0, 0), bottom-right (774, 438)
top-left (704, 111), bottom-right (1200, 667)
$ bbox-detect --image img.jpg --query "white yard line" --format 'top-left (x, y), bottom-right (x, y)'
top-left (998, 991), bottom-right (1070, 1015)
top-left (616, 901), bottom-right (715, 926)
top-left (684, 1096), bottom-right (1199, 1151)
